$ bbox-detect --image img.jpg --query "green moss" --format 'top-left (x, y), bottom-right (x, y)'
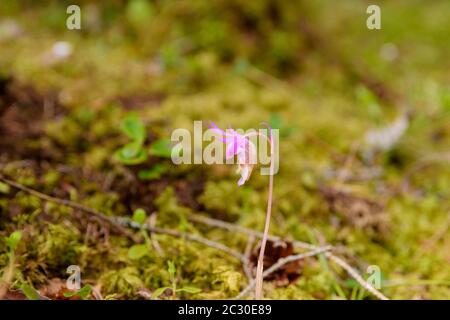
top-left (36, 224), bottom-right (83, 271)
top-left (99, 267), bottom-right (144, 298)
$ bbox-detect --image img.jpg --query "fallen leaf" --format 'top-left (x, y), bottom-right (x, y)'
top-left (250, 240), bottom-right (303, 287)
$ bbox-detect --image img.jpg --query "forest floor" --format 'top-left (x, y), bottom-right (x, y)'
top-left (0, 0), bottom-right (449, 300)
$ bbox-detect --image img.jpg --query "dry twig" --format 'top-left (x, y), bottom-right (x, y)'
top-left (0, 175), bottom-right (389, 300)
top-left (188, 213), bottom-right (389, 300)
top-left (0, 175), bottom-right (243, 261)
top-left (0, 175), bottom-right (138, 242)
top-left (188, 213), bottom-right (316, 250)
top-left (116, 217), bottom-right (245, 261)
top-left (148, 212), bottom-right (164, 256)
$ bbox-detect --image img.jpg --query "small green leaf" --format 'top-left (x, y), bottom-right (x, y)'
top-left (149, 139), bottom-right (172, 158)
top-left (120, 141), bottom-right (143, 159)
top-left (167, 260), bottom-right (176, 277)
top-left (132, 208), bottom-right (147, 225)
top-left (115, 115), bottom-right (149, 165)
top-left (151, 286), bottom-right (170, 299)
top-left (128, 244), bottom-right (149, 260)
top-left (0, 181), bottom-right (10, 194)
top-left (122, 272), bottom-right (144, 287)
top-left (177, 286), bottom-right (201, 294)
top-left (20, 283), bottom-right (41, 300)
top-left (7, 231), bottom-right (22, 252)
top-left (138, 164), bottom-right (169, 180)
top-left (63, 284), bottom-right (92, 300)
top-left (345, 279), bottom-right (359, 288)
top-left (115, 145), bottom-right (148, 165)
top-left (121, 115), bottom-right (146, 143)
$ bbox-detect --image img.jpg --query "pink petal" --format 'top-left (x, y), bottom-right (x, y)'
top-left (237, 166), bottom-right (250, 186)
top-left (226, 141), bottom-right (237, 159)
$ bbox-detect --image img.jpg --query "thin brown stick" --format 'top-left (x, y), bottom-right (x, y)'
top-left (326, 254), bottom-right (388, 300)
top-left (1, 174), bottom-right (389, 300)
top-left (148, 212), bottom-right (164, 256)
top-left (188, 213), bottom-right (317, 250)
top-left (235, 246), bottom-right (333, 300)
top-left (0, 175), bottom-right (138, 242)
top-left (115, 217), bottom-right (244, 261)
top-left (0, 175), bottom-right (243, 261)
top-left (188, 213), bottom-right (389, 300)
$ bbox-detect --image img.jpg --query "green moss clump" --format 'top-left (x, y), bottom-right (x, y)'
top-left (99, 267), bottom-right (144, 298)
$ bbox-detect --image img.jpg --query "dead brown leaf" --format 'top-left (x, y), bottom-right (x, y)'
top-left (249, 240), bottom-right (302, 287)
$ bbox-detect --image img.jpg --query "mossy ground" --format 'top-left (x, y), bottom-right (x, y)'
top-left (0, 0), bottom-right (449, 299)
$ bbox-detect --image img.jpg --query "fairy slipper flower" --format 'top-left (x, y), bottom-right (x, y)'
top-left (208, 121), bottom-right (275, 300)
top-left (208, 121), bottom-right (259, 186)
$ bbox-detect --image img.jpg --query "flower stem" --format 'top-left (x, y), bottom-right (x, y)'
top-left (255, 132), bottom-right (275, 300)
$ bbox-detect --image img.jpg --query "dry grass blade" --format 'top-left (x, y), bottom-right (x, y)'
top-left (115, 217), bottom-right (245, 261)
top-left (188, 213), bottom-right (389, 300)
top-left (0, 175), bottom-right (389, 300)
top-left (0, 175), bottom-right (138, 242)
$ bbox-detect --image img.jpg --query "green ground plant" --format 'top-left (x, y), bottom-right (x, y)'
top-left (0, 0), bottom-right (448, 300)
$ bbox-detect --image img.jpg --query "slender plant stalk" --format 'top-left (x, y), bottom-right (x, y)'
top-left (254, 131), bottom-right (275, 299)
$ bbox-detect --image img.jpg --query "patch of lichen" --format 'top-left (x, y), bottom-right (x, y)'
top-left (0, 0), bottom-right (449, 300)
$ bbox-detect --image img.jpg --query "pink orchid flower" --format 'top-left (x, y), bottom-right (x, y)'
top-left (208, 121), bottom-right (259, 186)
top-left (208, 121), bottom-right (275, 300)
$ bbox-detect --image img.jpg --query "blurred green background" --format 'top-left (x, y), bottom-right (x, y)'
top-left (0, 0), bottom-right (449, 300)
